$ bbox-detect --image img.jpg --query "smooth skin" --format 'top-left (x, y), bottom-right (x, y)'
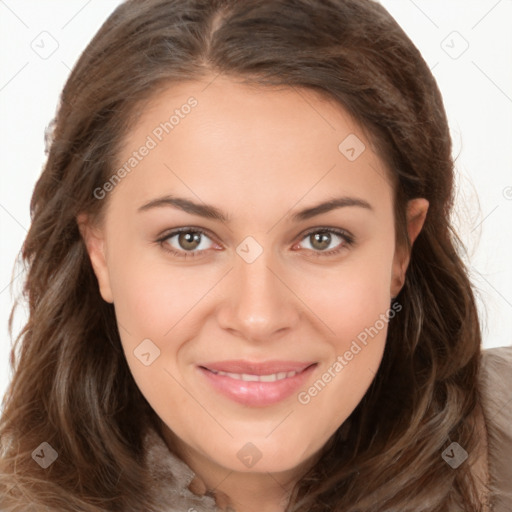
top-left (78, 75), bottom-right (429, 512)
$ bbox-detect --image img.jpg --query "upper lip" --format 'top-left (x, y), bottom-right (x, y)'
top-left (199, 360), bottom-right (317, 375)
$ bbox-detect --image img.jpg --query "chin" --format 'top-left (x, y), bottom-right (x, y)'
top-left (217, 443), bottom-right (316, 475)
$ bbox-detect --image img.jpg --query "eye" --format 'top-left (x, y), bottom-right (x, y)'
top-left (157, 228), bottom-right (218, 259)
top-left (156, 226), bottom-right (354, 260)
top-left (294, 228), bottom-right (354, 257)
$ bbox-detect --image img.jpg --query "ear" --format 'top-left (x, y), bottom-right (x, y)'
top-left (76, 213), bottom-right (114, 304)
top-left (390, 198), bottom-right (429, 298)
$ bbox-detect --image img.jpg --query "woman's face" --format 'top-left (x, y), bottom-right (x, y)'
top-left (79, 75), bottom-right (427, 477)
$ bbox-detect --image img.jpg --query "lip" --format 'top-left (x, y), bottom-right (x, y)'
top-left (197, 361), bottom-right (318, 407)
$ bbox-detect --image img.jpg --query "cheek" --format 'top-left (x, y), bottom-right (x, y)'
top-left (108, 255), bottom-right (207, 341)
top-left (107, 260), bottom-right (200, 410)
top-left (294, 242), bottom-right (394, 417)
top-left (302, 243), bottom-right (394, 346)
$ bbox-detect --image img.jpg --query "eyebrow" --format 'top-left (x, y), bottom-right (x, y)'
top-left (137, 194), bottom-right (373, 222)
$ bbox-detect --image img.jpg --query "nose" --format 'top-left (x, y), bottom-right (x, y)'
top-left (216, 246), bottom-right (300, 343)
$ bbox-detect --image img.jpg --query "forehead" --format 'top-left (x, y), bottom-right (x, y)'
top-left (109, 76), bottom-right (393, 217)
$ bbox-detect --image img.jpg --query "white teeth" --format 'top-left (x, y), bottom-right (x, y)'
top-left (241, 373), bottom-right (260, 382)
top-left (209, 369), bottom-right (300, 381)
top-left (259, 374), bottom-right (277, 382)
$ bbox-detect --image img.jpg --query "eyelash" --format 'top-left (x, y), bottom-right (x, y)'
top-left (156, 226), bottom-right (355, 260)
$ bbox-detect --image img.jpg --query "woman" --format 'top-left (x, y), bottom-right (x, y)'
top-left (0, 0), bottom-right (510, 511)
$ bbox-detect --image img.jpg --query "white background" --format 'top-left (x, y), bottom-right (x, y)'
top-left (1, 0), bottom-right (511, 406)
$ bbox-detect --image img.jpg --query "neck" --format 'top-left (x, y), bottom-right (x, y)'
top-left (159, 423), bottom-right (323, 512)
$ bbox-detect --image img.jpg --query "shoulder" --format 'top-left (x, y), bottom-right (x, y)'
top-left (479, 346), bottom-right (512, 413)
top-left (480, 345), bottom-right (512, 371)
top-left (478, 346), bottom-right (512, 511)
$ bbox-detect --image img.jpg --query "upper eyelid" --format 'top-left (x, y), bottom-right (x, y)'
top-left (158, 226), bottom-right (219, 244)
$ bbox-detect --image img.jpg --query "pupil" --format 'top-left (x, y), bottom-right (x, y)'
top-left (180, 232), bottom-right (201, 250)
top-left (312, 232), bottom-right (330, 251)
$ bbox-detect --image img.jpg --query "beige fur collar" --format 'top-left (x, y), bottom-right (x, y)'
top-left (143, 426), bottom-right (219, 512)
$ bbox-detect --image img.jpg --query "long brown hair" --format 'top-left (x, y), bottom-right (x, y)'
top-left (0, 0), bottom-right (485, 510)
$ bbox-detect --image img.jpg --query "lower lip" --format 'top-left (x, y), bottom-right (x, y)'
top-left (197, 364), bottom-right (317, 407)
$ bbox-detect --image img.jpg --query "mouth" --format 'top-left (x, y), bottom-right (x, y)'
top-left (204, 368), bottom-right (305, 382)
top-left (197, 361), bottom-right (318, 407)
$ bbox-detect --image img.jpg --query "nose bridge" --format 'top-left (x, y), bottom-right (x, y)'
top-left (218, 242), bottom-right (299, 339)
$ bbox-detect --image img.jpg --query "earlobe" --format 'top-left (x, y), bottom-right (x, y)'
top-left (390, 198), bottom-right (429, 299)
top-left (76, 213), bottom-right (114, 304)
